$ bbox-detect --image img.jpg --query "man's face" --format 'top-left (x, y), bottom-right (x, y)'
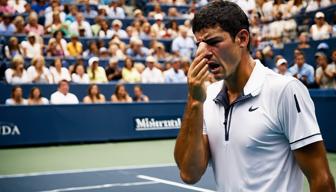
top-left (332, 51), bottom-right (336, 63)
top-left (295, 54), bottom-right (305, 67)
top-left (317, 56), bottom-right (327, 67)
top-left (59, 81), bottom-right (69, 95)
top-left (194, 26), bottom-right (242, 81)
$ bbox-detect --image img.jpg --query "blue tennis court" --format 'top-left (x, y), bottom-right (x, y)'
top-left (0, 165), bottom-right (216, 192)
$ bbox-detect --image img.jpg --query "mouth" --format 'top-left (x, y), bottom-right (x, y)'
top-left (207, 62), bottom-right (221, 74)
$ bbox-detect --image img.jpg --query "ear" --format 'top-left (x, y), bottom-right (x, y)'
top-left (235, 29), bottom-right (249, 48)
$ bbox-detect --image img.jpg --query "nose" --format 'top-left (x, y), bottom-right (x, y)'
top-left (197, 42), bottom-right (213, 58)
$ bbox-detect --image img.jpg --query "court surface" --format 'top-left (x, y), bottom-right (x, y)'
top-left (0, 139), bottom-right (335, 192)
top-left (0, 164), bottom-right (216, 192)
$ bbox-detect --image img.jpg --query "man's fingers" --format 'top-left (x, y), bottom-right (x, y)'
top-left (189, 58), bottom-right (208, 78)
top-left (189, 51), bottom-right (210, 70)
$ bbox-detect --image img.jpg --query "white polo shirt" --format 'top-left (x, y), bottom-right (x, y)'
top-left (50, 91), bottom-right (79, 104)
top-left (203, 60), bottom-right (322, 192)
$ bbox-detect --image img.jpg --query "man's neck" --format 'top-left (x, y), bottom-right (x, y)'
top-left (224, 55), bottom-right (256, 103)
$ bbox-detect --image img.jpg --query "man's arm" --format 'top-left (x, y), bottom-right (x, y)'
top-left (174, 44), bottom-right (211, 184)
top-left (293, 141), bottom-right (335, 192)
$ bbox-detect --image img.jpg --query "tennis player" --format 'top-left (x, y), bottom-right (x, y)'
top-left (174, 1), bottom-right (335, 191)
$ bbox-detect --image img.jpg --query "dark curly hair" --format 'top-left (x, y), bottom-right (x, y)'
top-left (192, 1), bottom-right (250, 50)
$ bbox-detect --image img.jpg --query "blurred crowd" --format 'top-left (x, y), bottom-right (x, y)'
top-left (1, 0), bottom-right (336, 105)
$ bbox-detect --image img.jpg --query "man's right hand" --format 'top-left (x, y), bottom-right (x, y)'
top-left (187, 44), bottom-right (211, 103)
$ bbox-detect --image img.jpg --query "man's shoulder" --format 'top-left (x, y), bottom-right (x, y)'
top-left (264, 67), bottom-right (297, 90)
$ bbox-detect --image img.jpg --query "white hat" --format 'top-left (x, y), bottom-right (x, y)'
top-left (88, 57), bottom-right (99, 66)
top-left (99, 47), bottom-right (108, 53)
top-left (276, 58), bottom-right (287, 67)
top-left (315, 12), bottom-right (325, 18)
top-left (28, 31), bottom-right (36, 37)
top-left (146, 56), bottom-right (156, 63)
top-left (112, 19), bottom-right (122, 27)
top-left (154, 14), bottom-right (163, 20)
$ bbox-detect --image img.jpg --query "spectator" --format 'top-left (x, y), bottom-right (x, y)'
top-left (50, 80), bottom-right (79, 104)
top-left (288, 51), bottom-right (315, 87)
top-left (24, 11), bottom-right (45, 35)
top-left (111, 83), bottom-right (132, 102)
top-left (21, 32), bottom-right (43, 58)
top-left (132, 84), bottom-right (149, 102)
top-left (126, 37), bottom-right (149, 59)
top-left (268, 11), bottom-right (286, 48)
top-left (45, 12), bottom-right (69, 36)
top-left (8, 0), bottom-right (27, 14)
top-left (165, 20), bottom-right (179, 39)
top-left (5, 85), bottom-right (27, 105)
top-left (44, 1), bottom-right (65, 27)
top-left (272, 0), bottom-right (289, 19)
top-left (109, 34), bottom-right (127, 51)
top-left (130, 20), bottom-right (142, 38)
top-left (82, 2), bottom-right (98, 17)
top-left (147, 3), bottom-right (165, 18)
top-left (167, 7), bottom-right (181, 18)
top-left (27, 55), bottom-right (51, 84)
top-left (121, 56), bottom-right (141, 83)
top-left (0, 0), bottom-right (16, 14)
top-left (48, 30), bottom-right (69, 56)
top-left (141, 56), bottom-right (164, 83)
top-left (261, 0), bottom-right (274, 22)
top-left (164, 58), bottom-right (187, 83)
top-left (105, 57), bottom-right (122, 81)
top-left (31, 0), bottom-right (48, 16)
top-left (82, 41), bottom-right (99, 58)
top-left (71, 63), bottom-right (89, 84)
top-left (70, 12), bottom-right (92, 37)
top-left (235, 0), bottom-right (256, 17)
top-left (151, 42), bottom-right (171, 61)
top-left (310, 12), bottom-right (332, 41)
top-left (4, 37), bottom-right (22, 60)
top-left (99, 47), bottom-right (110, 58)
top-left (98, 20), bottom-right (113, 38)
top-left (91, 15), bottom-right (103, 37)
top-left (83, 84), bottom-right (106, 103)
top-left (87, 56), bottom-right (108, 83)
top-left (306, 0), bottom-right (331, 12)
top-left (297, 32), bottom-right (310, 49)
top-left (287, 0), bottom-right (307, 17)
top-left (107, 0), bottom-right (125, 18)
top-left (275, 58), bottom-right (291, 76)
top-left (67, 34), bottom-right (83, 57)
top-left (140, 21), bottom-right (155, 39)
top-left (5, 55), bottom-right (30, 84)
top-left (111, 19), bottom-right (128, 38)
top-left (133, 9), bottom-right (146, 22)
top-left (315, 52), bottom-right (335, 88)
top-left (109, 42), bottom-right (125, 60)
top-left (171, 26), bottom-right (196, 60)
top-left (50, 58), bottom-right (71, 83)
top-left (27, 87), bottom-right (49, 105)
top-left (64, 4), bottom-right (78, 23)
top-left (330, 49), bottom-right (336, 66)
top-left (151, 14), bottom-right (165, 38)
top-left (13, 15), bottom-right (25, 34)
top-left (46, 39), bottom-right (63, 57)
top-left (0, 14), bottom-right (16, 35)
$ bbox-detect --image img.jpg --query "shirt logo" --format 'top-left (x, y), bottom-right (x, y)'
top-left (248, 106), bottom-right (259, 112)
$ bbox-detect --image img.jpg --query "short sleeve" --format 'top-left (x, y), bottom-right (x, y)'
top-left (278, 80), bottom-right (322, 150)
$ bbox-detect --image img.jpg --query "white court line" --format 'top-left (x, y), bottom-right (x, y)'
top-left (38, 181), bottom-right (159, 192)
top-left (137, 175), bottom-right (215, 192)
top-left (0, 163), bottom-right (175, 179)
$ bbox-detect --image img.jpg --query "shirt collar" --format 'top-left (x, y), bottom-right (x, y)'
top-left (214, 60), bottom-right (266, 105)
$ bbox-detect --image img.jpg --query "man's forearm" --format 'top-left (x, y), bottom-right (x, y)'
top-left (174, 98), bottom-right (209, 183)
